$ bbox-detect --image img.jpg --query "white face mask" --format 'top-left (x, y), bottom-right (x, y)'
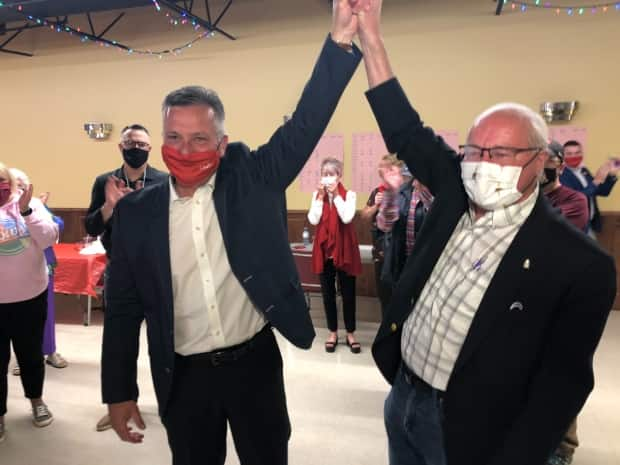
top-left (320, 175), bottom-right (337, 187)
top-left (460, 161), bottom-right (523, 210)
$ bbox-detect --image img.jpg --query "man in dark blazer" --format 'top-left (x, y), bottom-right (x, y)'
top-left (559, 140), bottom-right (618, 235)
top-left (355, 2), bottom-right (617, 465)
top-left (101, 2), bottom-right (362, 464)
top-left (84, 124), bottom-right (168, 258)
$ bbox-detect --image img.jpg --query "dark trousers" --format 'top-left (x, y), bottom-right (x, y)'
top-left (374, 259), bottom-right (393, 319)
top-left (161, 326), bottom-right (290, 465)
top-left (319, 259), bottom-right (357, 333)
top-left (0, 290), bottom-right (48, 416)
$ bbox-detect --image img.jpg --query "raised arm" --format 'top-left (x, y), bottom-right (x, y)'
top-left (357, 0), bottom-right (461, 197)
top-left (249, 1), bottom-right (362, 190)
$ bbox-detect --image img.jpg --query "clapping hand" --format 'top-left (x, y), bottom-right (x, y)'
top-left (18, 183), bottom-right (33, 213)
top-left (383, 165), bottom-right (403, 191)
top-left (105, 175), bottom-right (133, 209)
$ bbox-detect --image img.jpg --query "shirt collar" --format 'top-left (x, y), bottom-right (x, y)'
top-left (116, 165), bottom-right (154, 182)
top-left (467, 185), bottom-right (539, 229)
top-left (169, 173), bottom-right (217, 204)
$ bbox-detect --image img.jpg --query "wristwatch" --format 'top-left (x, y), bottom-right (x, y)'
top-left (20, 208), bottom-right (33, 217)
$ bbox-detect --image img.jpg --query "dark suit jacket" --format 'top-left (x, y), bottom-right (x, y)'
top-left (559, 167), bottom-right (616, 232)
top-left (84, 165), bottom-right (168, 256)
top-left (366, 79), bottom-right (617, 465)
top-left (101, 37), bottom-right (361, 416)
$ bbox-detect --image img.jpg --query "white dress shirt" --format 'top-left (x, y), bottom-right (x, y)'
top-left (168, 176), bottom-right (266, 355)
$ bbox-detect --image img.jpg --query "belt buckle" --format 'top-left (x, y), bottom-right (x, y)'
top-left (210, 350), bottom-right (227, 367)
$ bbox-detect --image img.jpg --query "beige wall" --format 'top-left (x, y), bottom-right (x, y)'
top-left (1, 0), bottom-right (618, 210)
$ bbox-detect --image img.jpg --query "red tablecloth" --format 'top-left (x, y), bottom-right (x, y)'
top-left (53, 243), bottom-right (107, 297)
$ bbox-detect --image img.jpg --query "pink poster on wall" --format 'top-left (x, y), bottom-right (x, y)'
top-left (351, 132), bottom-right (389, 193)
top-left (548, 126), bottom-right (587, 151)
top-left (436, 130), bottom-right (460, 152)
top-left (298, 134), bottom-right (344, 193)
top-left (350, 130), bottom-right (461, 193)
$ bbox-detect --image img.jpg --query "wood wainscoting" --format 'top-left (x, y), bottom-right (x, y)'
top-left (597, 212), bottom-right (620, 312)
top-left (52, 208), bottom-right (620, 310)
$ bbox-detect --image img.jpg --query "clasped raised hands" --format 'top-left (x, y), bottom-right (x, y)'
top-left (331, 0), bottom-right (381, 45)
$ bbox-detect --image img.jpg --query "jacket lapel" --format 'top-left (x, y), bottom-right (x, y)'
top-left (451, 193), bottom-right (550, 375)
top-left (148, 182), bottom-right (175, 329)
top-left (213, 168), bottom-right (228, 241)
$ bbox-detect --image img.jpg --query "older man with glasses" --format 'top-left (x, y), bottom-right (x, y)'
top-left (84, 123), bottom-right (168, 432)
top-left (351, 2), bottom-right (617, 465)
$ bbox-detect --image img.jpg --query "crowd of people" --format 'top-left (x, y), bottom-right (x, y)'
top-left (0, 1), bottom-right (618, 465)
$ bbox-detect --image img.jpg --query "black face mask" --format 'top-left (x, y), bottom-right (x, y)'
top-left (123, 147), bottom-right (149, 169)
top-left (540, 167), bottom-right (558, 187)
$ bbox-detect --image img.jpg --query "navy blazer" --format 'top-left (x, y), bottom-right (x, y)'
top-left (366, 79), bottom-right (617, 465)
top-left (101, 37), bottom-right (361, 415)
top-left (559, 166), bottom-right (616, 232)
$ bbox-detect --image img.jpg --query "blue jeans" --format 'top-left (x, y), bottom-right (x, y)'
top-left (384, 364), bottom-right (447, 465)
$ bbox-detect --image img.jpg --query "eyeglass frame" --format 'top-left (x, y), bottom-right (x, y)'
top-left (120, 140), bottom-right (151, 150)
top-left (458, 144), bottom-right (543, 162)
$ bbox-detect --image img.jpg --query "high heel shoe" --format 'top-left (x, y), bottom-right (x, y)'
top-left (325, 337), bottom-right (338, 353)
top-left (346, 336), bottom-right (361, 354)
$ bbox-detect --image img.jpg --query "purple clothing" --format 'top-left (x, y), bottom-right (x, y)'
top-left (42, 214), bottom-right (63, 355)
top-left (42, 276), bottom-right (56, 355)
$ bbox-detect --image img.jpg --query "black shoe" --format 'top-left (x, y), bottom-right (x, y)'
top-left (325, 338), bottom-right (338, 353)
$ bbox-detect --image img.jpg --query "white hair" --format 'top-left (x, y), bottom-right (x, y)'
top-left (469, 102), bottom-right (549, 149)
top-left (9, 167), bottom-right (29, 186)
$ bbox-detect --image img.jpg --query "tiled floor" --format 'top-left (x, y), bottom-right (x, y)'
top-left (2, 311), bottom-right (619, 465)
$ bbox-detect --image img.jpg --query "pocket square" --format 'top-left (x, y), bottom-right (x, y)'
top-left (509, 301), bottom-right (524, 311)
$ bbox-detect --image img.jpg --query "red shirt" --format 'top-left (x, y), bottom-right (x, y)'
top-left (545, 185), bottom-right (589, 232)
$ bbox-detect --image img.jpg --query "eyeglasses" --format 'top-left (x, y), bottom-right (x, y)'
top-left (121, 140), bottom-right (150, 149)
top-left (459, 144), bottom-right (543, 162)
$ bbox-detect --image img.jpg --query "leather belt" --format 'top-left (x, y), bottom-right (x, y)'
top-left (178, 324), bottom-right (271, 367)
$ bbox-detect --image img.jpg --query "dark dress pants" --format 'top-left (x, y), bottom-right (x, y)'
top-left (319, 258), bottom-right (357, 333)
top-left (161, 327), bottom-right (290, 465)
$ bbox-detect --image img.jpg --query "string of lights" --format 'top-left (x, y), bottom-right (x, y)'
top-left (503, 1), bottom-right (620, 15)
top-left (0, 0), bottom-right (215, 57)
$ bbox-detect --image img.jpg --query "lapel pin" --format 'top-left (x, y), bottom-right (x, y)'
top-left (509, 301), bottom-right (524, 311)
top-left (523, 258), bottom-right (531, 269)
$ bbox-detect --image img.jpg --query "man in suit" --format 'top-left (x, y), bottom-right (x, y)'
top-left (354, 2), bottom-right (617, 464)
top-left (101, 2), bottom-right (362, 464)
top-left (559, 140), bottom-right (618, 235)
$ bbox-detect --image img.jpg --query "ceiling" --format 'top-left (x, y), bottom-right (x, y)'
top-left (0, 1), bottom-right (157, 25)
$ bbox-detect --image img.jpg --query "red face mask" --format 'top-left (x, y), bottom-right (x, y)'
top-left (0, 181), bottom-right (11, 206)
top-left (162, 145), bottom-right (220, 186)
top-left (564, 155), bottom-right (583, 169)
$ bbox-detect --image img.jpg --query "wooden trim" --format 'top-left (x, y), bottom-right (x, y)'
top-left (49, 208), bottom-right (620, 309)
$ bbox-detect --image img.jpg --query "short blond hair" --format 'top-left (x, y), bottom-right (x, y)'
top-left (379, 154), bottom-right (403, 168)
top-left (320, 157), bottom-right (343, 176)
top-left (0, 162), bottom-right (17, 194)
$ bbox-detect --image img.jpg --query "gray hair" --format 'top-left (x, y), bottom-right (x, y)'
top-left (469, 102), bottom-right (549, 149)
top-left (162, 86), bottom-right (226, 138)
top-left (321, 157), bottom-right (343, 176)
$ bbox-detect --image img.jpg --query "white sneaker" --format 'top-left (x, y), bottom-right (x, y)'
top-left (0, 420), bottom-right (5, 443)
top-left (32, 404), bottom-right (53, 428)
